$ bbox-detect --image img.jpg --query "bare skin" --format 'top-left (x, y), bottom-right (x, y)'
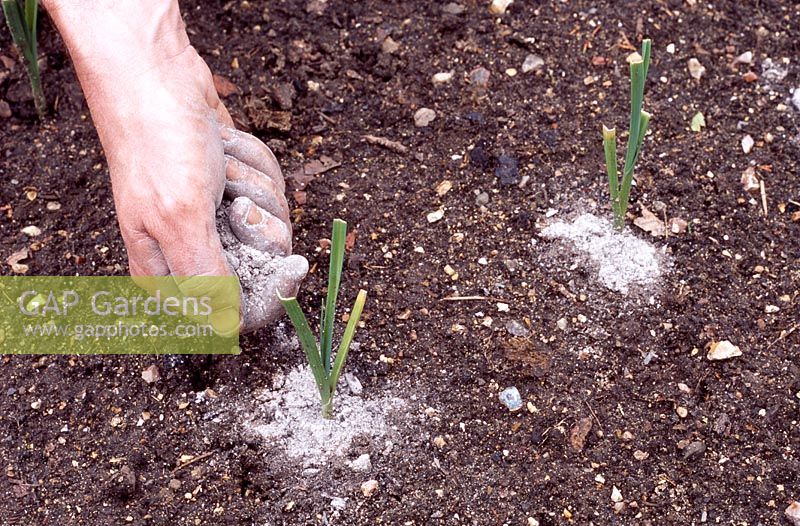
top-left (42, 0), bottom-right (307, 332)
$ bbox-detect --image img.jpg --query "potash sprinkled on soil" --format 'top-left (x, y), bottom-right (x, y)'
top-left (244, 365), bottom-right (404, 464)
top-left (541, 213), bottom-right (663, 294)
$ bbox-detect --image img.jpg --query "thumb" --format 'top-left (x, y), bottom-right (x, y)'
top-left (242, 254), bottom-right (308, 333)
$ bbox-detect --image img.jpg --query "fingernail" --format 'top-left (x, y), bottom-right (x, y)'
top-left (246, 204), bottom-right (263, 225)
top-left (225, 157), bottom-right (245, 181)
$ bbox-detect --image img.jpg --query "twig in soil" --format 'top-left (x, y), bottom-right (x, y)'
top-left (768, 324), bottom-right (797, 348)
top-left (584, 400), bottom-right (602, 431)
top-left (362, 134), bottom-right (409, 154)
top-left (440, 295), bottom-right (506, 302)
top-left (759, 180), bottom-right (768, 216)
top-left (171, 451), bottom-right (215, 474)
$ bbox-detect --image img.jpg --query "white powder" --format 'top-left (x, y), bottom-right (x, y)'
top-left (541, 213), bottom-right (662, 294)
top-left (244, 365), bottom-right (403, 464)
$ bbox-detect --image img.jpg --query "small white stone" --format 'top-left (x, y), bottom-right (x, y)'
top-left (707, 340), bottom-right (742, 361)
top-left (793, 88), bottom-right (800, 112)
top-left (505, 68), bottom-right (517, 77)
top-left (431, 71), bottom-right (454, 85)
top-left (666, 43), bottom-right (676, 54)
top-left (733, 51), bottom-right (753, 65)
top-left (414, 107), bottom-right (437, 127)
top-left (522, 54), bottom-right (544, 73)
top-left (742, 134), bottom-right (754, 154)
top-left (488, 0), bottom-right (513, 15)
top-left (496, 302), bottom-right (509, 312)
top-left (765, 305), bottom-right (780, 313)
top-left (345, 373), bottom-right (363, 396)
top-left (611, 486), bottom-right (623, 503)
top-left (349, 454), bottom-right (372, 472)
top-left (330, 497), bottom-right (347, 510)
top-left (786, 501), bottom-right (800, 526)
top-left (556, 318), bottom-right (568, 330)
top-left (426, 209), bottom-right (444, 223)
top-left (688, 58), bottom-right (706, 80)
top-left (21, 225), bottom-right (41, 237)
top-left (360, 479), bottom-right (379, 497)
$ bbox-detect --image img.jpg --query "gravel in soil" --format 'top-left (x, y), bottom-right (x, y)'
top-left (1, 1), bottom-right (799, 525)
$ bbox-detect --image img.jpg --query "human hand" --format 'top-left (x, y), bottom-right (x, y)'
top-left (44, 0), bottom-right (307, 332)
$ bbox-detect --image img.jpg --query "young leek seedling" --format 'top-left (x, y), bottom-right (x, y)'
top-left (2, 0), bottom-right (45, 117)
top-left (278, 219), bottom-right (367, 419)
top-left (603, 38), bottom-right (652, 230)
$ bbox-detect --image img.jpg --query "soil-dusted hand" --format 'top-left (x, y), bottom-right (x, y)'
top-left (43, 0), bottom-right (307, 332)
top-left (221, 127), bottom-right (310, 331)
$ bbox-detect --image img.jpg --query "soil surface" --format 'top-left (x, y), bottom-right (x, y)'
top-left (1, 1), bottom-right (799, 525)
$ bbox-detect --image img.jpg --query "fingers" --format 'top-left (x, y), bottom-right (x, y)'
top-left (124, 230), bottom-right (170, 276)
top-left (155, 210), bottom-right (242, 336)
top-left (242, 254), bottom-right (309, 333)
top-left (220, 126), bottom-right (285, 193)
top-left (228, 196), bottom-right (292, 256)
top-left (225, 155), bottom-right (290, 224)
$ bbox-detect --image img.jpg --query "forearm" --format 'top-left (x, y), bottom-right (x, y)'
top-left (42, 0), bottom-right (190, 90)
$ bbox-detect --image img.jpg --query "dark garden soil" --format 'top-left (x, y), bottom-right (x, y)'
top-left (1, 0), bottom-right (799, 524)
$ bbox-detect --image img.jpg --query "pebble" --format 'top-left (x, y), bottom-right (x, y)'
top-left (741, 134), bottom-right (754, 154)
top-left (349, 454), bottom-right (372, 472)
top-left (414, 108), bottom-right (436, 127)
top-left (433, 435), bottom-right (446, 448)
top-left (426, 209), bottom-right (444, 223)
top-left (676, 406), bottom-right (688, 418)
top-left (499, 386), bottom-right (522, 411)
top-left (141, 365), bottom-right (160, 384)
top-left (488, 0), bottom-right (513, 15)
top-left (475, 192), bottom-right (490, 205)
top-left (786, 501), bottom-right (800, 526)
top-left (707, 340), bottom-right (742, 361)
top-left (494, 154), bottom-right (519, 185)
top-left (792, 88), bottom-right (800, 112)
top-left (556, 318), bottom-right (568, 330)
top-left (431, 71), bottom-right (454, 85)
top-left (761, 58), bottom-right (788, 84)
top-left (331, 497), bottom-right (347, 511)
top-left (505, 68), bottom-right (517, 77)
top-left (682, 440), bottom-right (706, 460)
top-left (522, 54), bottom-right (544, 73)
top-left (0, 99), bottom-right (10, 119)
top-left (611, 486), bottom-right (623, 503)
top-left (688, 58), bottom-right (706, 80)
top-left (270, 82), bottom-right (295, 110)
top-left (360, 479), bottom-right (379, 497)
top-left (381, 37), bottom-right (400, 54)
top-left (733, 51), bottom-right (753, 65)
top-left (46, 201), bottom-right (61, 211)
top-left (345, 373), bottom-right (363, 396)
top-left (21, 225), bottom-right (41, 237)
top-left (442, 2), bottom-right (465, 15)
top-left (469, 66), bottom-right (491, 89)
top-left (505, 320), bottom-right (530, 337)
top-left (633, 450), bottom-right (649, 461)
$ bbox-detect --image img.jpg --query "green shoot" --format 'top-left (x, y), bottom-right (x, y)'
top-left (2, 0), bottom-right (45, 117)
top-left (603, 38), bottom-right (652, 230)
top-left (278, 219), bottom-right (367, 419)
